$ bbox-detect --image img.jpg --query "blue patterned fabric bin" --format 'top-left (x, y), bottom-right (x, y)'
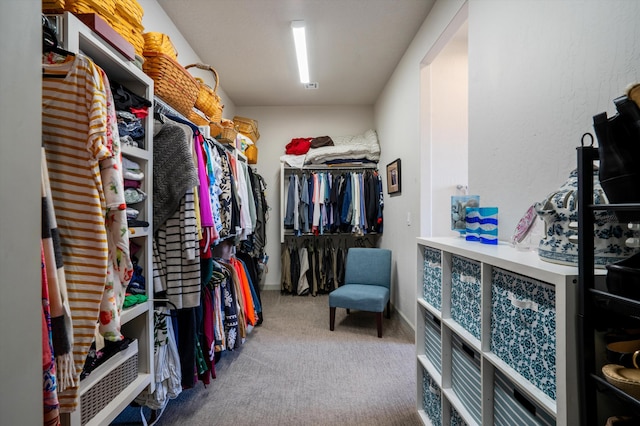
top-left (422, 369), bottom-right (442, 426)
top-left (424, 312), bottom-right (442, 373)
top-left (450, 407), bottom-right (468, 426)
top-left (494, 370), bottom-right (555, 426)
top-left (490, 268), bottom-right (556, 400)
top-left (423, 247), bottom-right (442, 310)
top-left (451, 334), bottom-right (481, 425)
top-left (451, 255), bottom-right (481, 340)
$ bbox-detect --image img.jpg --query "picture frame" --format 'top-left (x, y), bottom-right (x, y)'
top-left (386, 158), bottom-right (401, 194)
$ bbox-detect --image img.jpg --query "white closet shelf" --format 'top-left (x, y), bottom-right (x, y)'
top-left (128, 226), bottom-right (151, 238)
top-left (121, 301), bottom-right (151, 325)
top-left (122, 145), bottom-right (152, 161)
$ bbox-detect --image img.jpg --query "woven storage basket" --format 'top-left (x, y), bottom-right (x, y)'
top-left (143, 52), bottom-right (199, 117)
top-left (187, 109), bottom-right (209, 127)
top-left (233, 115), bottom-right (260, 142)
top-left (65, 0), bottom-right (116, 17)
top-left (218, 120), bottom-right (238, 146)
top-left (603, 364), bottom-right (640, 399)
top-left (185, 63), bottom-right (223, 122)
top-left (115, 0), bottom-right (144, 28)
top-left (42, 0), bottom-right (66, 13)
top-left (210, 121), bottom-right (223, 138)
top-left (143, 32), bottom-right (177, 60)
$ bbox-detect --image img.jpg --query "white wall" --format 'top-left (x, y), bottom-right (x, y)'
top-left (468, 0), bottom-right (640, 238)
top-left (375, 0), bottom-right (467, 329)
top-left (1, 1), bottom-right (42, 424)
top-left (428, 27), bottom-right (469, 237)
top-left (376, 0), bottom-right (640, 331)
top-left (235, 105), bottom-right (375, 290)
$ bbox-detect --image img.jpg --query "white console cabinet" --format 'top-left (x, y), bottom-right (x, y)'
top-left (416, 237), bottom-right (604, 426)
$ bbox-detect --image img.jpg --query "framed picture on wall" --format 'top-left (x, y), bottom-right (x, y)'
top-left (386, 158), bottom-right (401, 194)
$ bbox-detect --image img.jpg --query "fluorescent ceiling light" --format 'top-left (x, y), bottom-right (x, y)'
top-left (291, 20), bottom-right (309, 84)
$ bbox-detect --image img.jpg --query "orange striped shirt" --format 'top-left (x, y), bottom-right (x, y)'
top-left (43, 54), bottom-right (111, 412)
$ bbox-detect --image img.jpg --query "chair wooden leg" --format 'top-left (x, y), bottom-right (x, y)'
top-left (376, 312), bottom-right (383, 338)
top-left (330, 307), bottom-right (336, 331)
top-left (386, 300), bottom-right (391, 319)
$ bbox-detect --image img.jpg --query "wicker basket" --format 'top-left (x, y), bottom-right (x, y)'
top-left (218, 120), bottom-right (238, 146)
top-left (233, 115), bottom-right (260, 143)
top-left (143, 32), bottom-right (177, 60)
top-left (603, 364), bottom-right (640, 399)
top-left (42, 0), bottom-right (66, 13)
top-left (65, 0), bottom-right (116, 18)
top-left (185, 63), bottom-right (223, 122)
top-left (209, 121), bottom-right (223, 138)
top-left (187, 109), bottom-right (210, 127)
top-left (115, 0), bottom-right (144, 28)
top-left (143, 52), bottom-right (199, 117)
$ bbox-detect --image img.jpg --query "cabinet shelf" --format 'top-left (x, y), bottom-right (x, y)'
top-left (50, 12), bottom-right (155, 426)
top-left (417, 237), bottom-right (582, 425)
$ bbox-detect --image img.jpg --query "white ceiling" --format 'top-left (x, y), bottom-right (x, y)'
top-left (156, 0), bottom-right (435, 107)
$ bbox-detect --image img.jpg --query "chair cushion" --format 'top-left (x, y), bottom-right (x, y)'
top-left (344, 248), bottom-right (391, 288)
top-left (329, 284), bottom-right (389, 312)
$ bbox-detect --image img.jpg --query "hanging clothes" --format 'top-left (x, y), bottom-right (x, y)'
top-left (43, 53), bottom-right (111, 412)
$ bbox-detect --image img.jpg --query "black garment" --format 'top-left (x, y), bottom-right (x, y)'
top-left (176, 307), bottom-right (197, 389)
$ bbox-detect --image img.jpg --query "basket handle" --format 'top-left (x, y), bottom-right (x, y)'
top-left (185, 63), bottom-right (219, 92)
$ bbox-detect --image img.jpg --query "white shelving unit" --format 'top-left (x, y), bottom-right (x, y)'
top-left (48, 12), bottom-right (154, 426)
top-left (416, 236), bottom-right (606, 426)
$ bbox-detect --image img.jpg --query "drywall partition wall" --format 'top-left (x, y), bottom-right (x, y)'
top-left (236, 105), bottom-right (375, 291)
top-left (0, 1), bottom-right (42, 424)
top-left (138, 0), bottom-right (236, 118)
top-left (375, 0), bottom-right (465, 330)
top-left (427, 24), bottom-right (468, 238)
top-left (468, 0), bottom-right (640, 240)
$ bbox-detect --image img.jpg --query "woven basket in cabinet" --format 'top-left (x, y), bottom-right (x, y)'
top-left (185, 63), bottom-right (223, 123)
top-left (233, 115), bottom-right (260, 143)
top-left (143, 32), bottom-right (177, 60)
top-left (142, 51), bottom-right (199, 117)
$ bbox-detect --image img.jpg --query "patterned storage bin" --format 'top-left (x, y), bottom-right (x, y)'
top-left (494, 370), bottom-right (555, 426)
top-left (423, 369), bottom-right (442, 426)
top-left (451, 255), bottom-right (481, 340)
top-left (451, 334), bottom-right (481, 425)
top-left (450, 406), bottom-right (468, 426)
top-left (424, 312), bottom-right (442, 373)
top-left (423, 247), bottom-right (442, 310)
top-left (490, 267), bottom-right (556, 400)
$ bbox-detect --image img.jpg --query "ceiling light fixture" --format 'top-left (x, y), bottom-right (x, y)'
top-left (291, 20), bottom-right (309, 84)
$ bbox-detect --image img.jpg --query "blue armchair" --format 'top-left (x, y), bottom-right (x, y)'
top-left (329, 248), bottom-right (392, 338)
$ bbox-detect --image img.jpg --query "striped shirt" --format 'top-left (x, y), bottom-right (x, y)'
top-left (153, 189), bottom-right (201, 309)
top-left (42, 54), bottom-right (110, 411)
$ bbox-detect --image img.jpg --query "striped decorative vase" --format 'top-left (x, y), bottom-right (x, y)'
top-left (465, 207), bottom-right (499, 244)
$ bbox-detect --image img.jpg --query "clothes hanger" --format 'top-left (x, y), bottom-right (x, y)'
top-left (42, 14), bottom-right (75, 78)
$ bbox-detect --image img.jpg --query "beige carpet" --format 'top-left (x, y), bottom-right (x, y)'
top-left (116, 290), bottom-right (421, 426)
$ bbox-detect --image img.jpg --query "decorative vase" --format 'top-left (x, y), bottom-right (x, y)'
top-left (465, 206), bottom-right (498, 244)
top-left (535, 168), bottom-right (639, 267)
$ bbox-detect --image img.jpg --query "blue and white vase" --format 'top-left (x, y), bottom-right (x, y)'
top-left (465, 206), bottom-right (499, 244)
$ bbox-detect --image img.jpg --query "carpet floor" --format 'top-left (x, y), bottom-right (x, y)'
top-left (113, 290), bottom-right (421, 426)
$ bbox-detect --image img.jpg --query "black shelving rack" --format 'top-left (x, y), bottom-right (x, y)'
top-left (577, 144), bottom-right (640, 425)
